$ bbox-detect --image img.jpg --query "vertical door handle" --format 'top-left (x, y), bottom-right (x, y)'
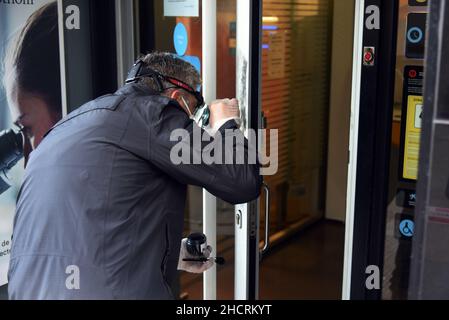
top-left (260, 182), bottom-right (270, 258)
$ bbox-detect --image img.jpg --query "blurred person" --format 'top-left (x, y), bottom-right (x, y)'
top-left (3, 1), bottom-right (62, 166)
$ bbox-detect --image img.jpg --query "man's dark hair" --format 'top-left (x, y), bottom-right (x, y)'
top-left (138, 52), bottom-right (201, 93)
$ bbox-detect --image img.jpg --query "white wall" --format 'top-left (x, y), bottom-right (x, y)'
top-left (325, 0), bottom-right (356, 222)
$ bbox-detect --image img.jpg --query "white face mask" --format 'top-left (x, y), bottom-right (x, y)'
top-left (181, 95), bottom-right (217, 135)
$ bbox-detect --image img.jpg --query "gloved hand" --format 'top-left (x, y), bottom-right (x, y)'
top-left (209, 98), bottom-right (241, 129)
top-left (203, 98), bottom-right (242, 136)
top-left (177, 238), bottom-right (215, 274)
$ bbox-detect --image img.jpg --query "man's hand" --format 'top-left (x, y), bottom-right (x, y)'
top-left (177, 238), bottom-right (214, 274)
top-left (209, 98), bottom-right (241, 129)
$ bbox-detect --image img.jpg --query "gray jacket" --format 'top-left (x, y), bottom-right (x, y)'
top-left (7, 84), bottom-right (261, 300)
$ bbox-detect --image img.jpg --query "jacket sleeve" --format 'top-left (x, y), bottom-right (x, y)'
top-left (149, 101), bottom-right (262, 205)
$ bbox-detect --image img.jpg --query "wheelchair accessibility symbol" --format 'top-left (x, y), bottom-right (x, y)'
top-left (399, 220), bottom-right (415, 237)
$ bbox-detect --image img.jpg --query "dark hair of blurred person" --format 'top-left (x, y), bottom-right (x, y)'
top-left (3, 1), bottom-right (61, 164)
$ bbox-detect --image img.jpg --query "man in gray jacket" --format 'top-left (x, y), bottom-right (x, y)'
top-left (7, 52), bottom-right (262, 300)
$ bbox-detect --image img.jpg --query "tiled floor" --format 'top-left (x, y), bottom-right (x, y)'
top-left (181, 220), bottom-right (345, 300)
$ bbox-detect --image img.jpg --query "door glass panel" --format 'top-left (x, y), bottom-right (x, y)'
top-left (259, 0), bottom-right (348, 299)
top-left (215, 0), bottom-right (238, 300)
top-left (260, 0), bottom-right (333, 239)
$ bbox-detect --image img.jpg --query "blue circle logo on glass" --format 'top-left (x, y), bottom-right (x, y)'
top-left (399, 220), bottom-right (414, 238)
top-left (174, 23), bottom-right (188, 56)
top-left (407, 27), bottom-right (423, 44)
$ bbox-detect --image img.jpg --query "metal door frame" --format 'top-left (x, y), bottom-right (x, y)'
top-left (342, 0), bottom-right (366, 300)
top-left (343, 0), bottom-right (400, 300)
top-left (234, 0), bottom-right (262, 301)
top-left (202, 0), bottom-right (218, 301)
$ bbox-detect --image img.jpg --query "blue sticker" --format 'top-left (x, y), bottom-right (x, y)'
top-left (407, 27), bottom-right (423, 44)
top-left (178, 55), bottom-right (201, 90)
top-left (174, 23), bottom-right (188, 56)
top-left (399, 219), bottom-right (414, 238)
top-left (180, 55), bottom-right (201, 74)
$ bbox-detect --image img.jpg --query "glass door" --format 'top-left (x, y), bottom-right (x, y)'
top-left (234, 0), bottom-right (358, 300)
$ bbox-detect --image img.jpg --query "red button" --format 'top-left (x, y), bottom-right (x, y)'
top-left (365, 52), bottom-right (373, 61)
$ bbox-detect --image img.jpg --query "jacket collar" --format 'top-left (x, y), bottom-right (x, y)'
top-left (115, 83), bottom-right (159, 97)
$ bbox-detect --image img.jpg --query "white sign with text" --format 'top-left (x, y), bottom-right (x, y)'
top-left (164, 0), bottom-right (199, 17)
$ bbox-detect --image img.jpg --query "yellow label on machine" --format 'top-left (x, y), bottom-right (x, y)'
top-left (403, 95), bottom-right (423, 180)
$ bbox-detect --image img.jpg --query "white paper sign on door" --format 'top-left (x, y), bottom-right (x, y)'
top-left (164, 0), bottom-right (199, 17)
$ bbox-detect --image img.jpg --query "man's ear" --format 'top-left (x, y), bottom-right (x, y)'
top-left (169, 89), bottom-right (182, 101)
top-left (168, 89), bottom-right (191, 116)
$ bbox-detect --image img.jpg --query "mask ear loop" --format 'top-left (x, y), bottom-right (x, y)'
top-left (180, 96), bottom-right (194, 118)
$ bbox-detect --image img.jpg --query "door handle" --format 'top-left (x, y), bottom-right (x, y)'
top-left (260, 182), bottom-right (270, 258)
